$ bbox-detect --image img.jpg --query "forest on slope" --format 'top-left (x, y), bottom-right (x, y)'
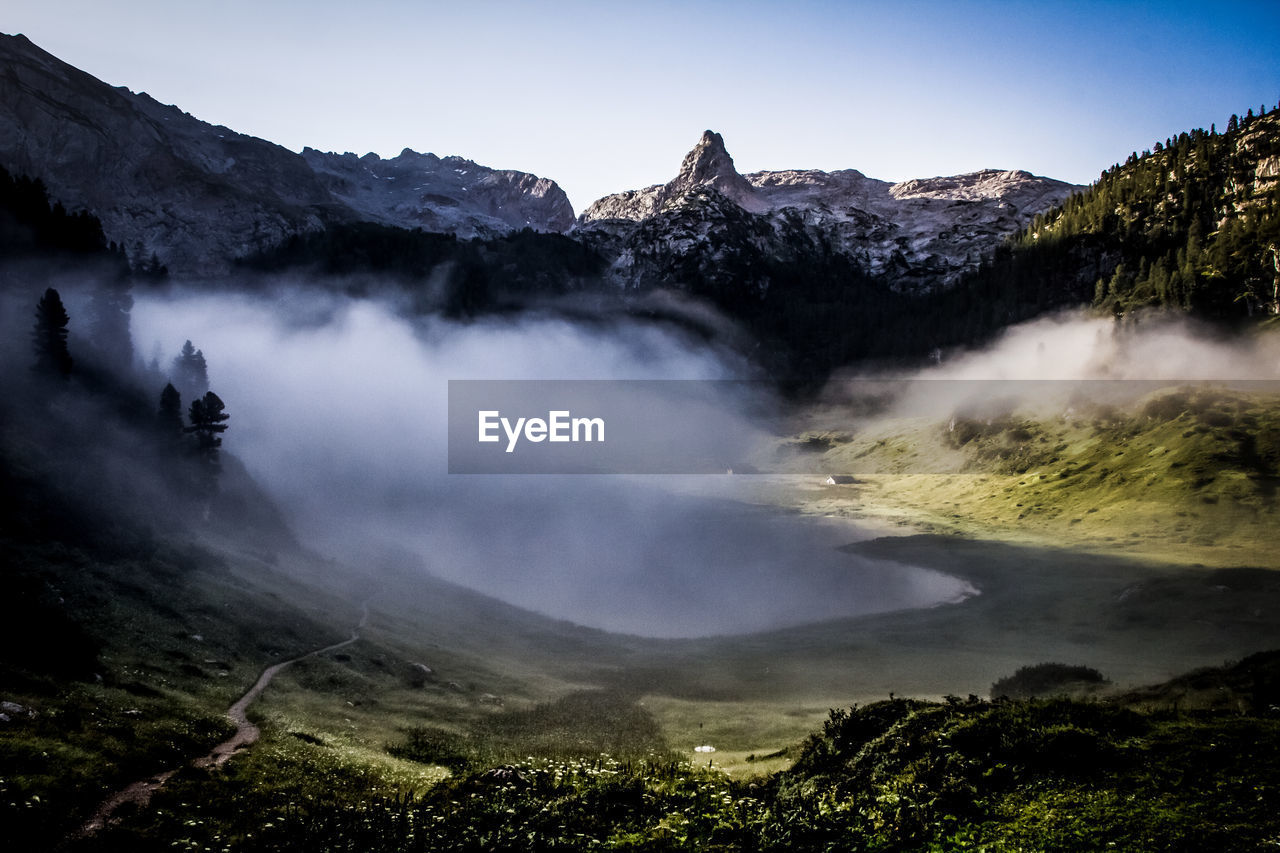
top-left (915, 105), bottom-right (1280, 353)
top-left (233, 105), bottom-right (1280, 378)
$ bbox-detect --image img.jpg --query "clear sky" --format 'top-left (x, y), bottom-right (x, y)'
top-left (6, 0), bottom-right (1279, 213)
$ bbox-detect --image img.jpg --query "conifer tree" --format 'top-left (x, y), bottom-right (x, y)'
top-left (32, 288), bottom-right (73, 379)
top-left (157, 383), bottom-right (184, 439)
top-left (88, 277), bottom-right (134, 370)
top-left (172, 340), bottom-right (209, 397)
top-left (186, 391), bottom-right (229, 470)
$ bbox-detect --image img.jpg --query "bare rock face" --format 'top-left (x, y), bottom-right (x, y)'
top-left (581, 130), bottom-right (764, 222)
top-left (0, 34), bottom-right (574, 274)
top-left (579, 131), bottom-right (1080, 291)
top-left (301, 147), bottom-right (574, 237)
top-left (1257, 154), bottom-right (1280, 183)
top-left (0, 34), bottom-right (331, 273)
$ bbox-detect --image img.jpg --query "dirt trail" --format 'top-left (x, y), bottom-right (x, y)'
top-left (78, 600), bottom-right (371, 837)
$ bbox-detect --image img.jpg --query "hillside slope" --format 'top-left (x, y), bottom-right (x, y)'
top-left (0, 34), bottom-right (573, 273)
top-left (917, 107), bottom-right (1280, 350)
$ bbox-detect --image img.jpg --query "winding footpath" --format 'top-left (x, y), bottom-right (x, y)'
top-left (78, 599), bottom-right (372, 837)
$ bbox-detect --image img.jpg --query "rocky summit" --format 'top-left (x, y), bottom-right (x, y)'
top-left (302, 147), bottom-right (575, 237)
top-left (579, 131), bottom-right (1080, 291)
top-left (0, 32), bottom-right (1077, 290)
top-left (0, 33), bottom-right (573, 274)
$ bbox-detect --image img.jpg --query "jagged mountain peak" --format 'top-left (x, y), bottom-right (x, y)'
top-left (577, 129), bottom-right (765, 222)
top-left (666, 129), bottom-right (761, 211)
top-left (577, 128), bottom-right (1081, 292)
top-left (676, 130), bottom-right (734, 185)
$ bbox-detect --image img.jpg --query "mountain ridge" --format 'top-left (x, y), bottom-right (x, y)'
top-left (2, 33), bottom-right (1080, 288)
top-left (0, 33), bottom-right (574, 274)
top-left (578, 129), bottom-right (1080, 291)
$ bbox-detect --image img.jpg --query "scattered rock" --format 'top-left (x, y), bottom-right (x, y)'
top-left (480, 765), bottom-right (529, 787)
top-left (479, 693), bottom-right (504, 706)
top-left (407, 662), bottom-right (436, 688)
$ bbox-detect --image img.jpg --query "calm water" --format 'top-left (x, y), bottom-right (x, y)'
top-left (405, 479), bottom-right (976, 638)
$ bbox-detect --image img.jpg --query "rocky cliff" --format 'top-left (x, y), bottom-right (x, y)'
top-left (0, 34), bottom-right (573, 274)
top-left (301, 147), bottom-right (574, 236)
top-left (579, 130), bottom-right (1080, 291)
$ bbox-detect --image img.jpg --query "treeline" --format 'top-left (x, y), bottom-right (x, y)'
top-left (22, 287), bottom-right (234, 499)
top-left (87, 101), bottom-right (1280, 381)
top-left (910, 103), bottom-right (1280, 351)
top-left (0, 163), bottom-right (167, 278)
top-left (239, 221), bottom-right (604, 316)
top-left (626, 194), bottom-right (917, 376)
top-left (242, 192), bottom-right (917, 379)
top-left (0, 164), bottom-right (115, 258)
top-left (237, 105), bottom-right (1280, 379)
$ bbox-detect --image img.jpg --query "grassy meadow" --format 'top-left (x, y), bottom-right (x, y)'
top-left (4, 383), bottom-right (1280, 849)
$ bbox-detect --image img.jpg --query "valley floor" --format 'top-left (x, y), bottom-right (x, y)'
top-left (9, 409), bottom-right (1280, 849)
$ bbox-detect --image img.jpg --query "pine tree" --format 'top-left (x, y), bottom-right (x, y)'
top-left (32, 288), bottom-right (73, 379)
top-left (157, 383), bottom-right (184, 439)
top-left (185, 391), bottom-right (229, 492)
top-left (186, 391), bottom-right (228, 456)
top-left (88, 277), bottom-right (134, 370)
top-left (172, 340), bottom-right (209, 398)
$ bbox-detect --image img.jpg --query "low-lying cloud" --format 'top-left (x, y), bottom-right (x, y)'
top-left (132, 288), bottom-right (968, 637)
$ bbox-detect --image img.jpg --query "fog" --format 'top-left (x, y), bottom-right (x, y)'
top-left (16, 277), bottom-right (1278, 638)
top-left (816, 311), bottom-right (1280, 426)
top-left (926, 311), bottom-right (1280, 381)
top-left (131, 289), bottom-right (971, 638)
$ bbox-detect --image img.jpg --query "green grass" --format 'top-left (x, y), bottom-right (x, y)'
top-left (70, 682), bottom-right (1280, 852)
top-left (773, 385), bottom-right (1280, 568)
top-left (11, 505), bottom-right (1280, 848)
top-left (8, 373), bottom-right (1280, 849)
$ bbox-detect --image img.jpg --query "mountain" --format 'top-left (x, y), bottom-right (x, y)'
top-left (913, 108), bottom-right (1280, 349)
top-left (301, 147), bottom-right (574, 236)
top-left (578, 130), bottom-right (1079, 292)
top-left (0, 33), bottom-right (572, 274)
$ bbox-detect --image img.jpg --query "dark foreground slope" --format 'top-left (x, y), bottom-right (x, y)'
top-left (72, 660), bottom-right (1280, 852)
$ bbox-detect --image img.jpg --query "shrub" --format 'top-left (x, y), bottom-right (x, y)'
top-left (992, 663), bottom-right (1107, 699)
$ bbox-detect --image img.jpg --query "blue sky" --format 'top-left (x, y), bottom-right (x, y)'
top-left (6, 0), bottom-right (1279, 212)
